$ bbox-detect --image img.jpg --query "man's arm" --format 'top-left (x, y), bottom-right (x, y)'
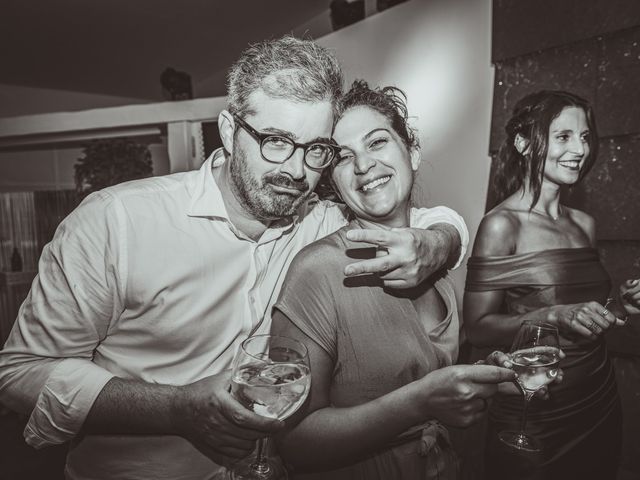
top-left (344, 206), bottom-right (468, 288)
top-left (84, 374), bottom-right (282, 465)
top-left (0, 192), bottom-right (121, 447)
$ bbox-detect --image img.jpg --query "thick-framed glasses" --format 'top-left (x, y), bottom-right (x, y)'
top-left (233, 114), bottom-right (340, 169)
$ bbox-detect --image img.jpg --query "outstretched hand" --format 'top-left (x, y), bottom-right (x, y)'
top-left (344, 225), bottom-right (457, 289)
top-left (172, 370), bottom-right (284, 466)
top-left (417, 364), bottom-right (516, 428)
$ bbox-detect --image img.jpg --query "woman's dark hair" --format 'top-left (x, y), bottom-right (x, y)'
top-left (315, 79), bottom-right (418, 201)
top-left (490, 90), bottom-right (598, 209)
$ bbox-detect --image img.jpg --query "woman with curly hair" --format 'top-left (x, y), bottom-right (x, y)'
top-left (269, 80), bottom-right (517, 480)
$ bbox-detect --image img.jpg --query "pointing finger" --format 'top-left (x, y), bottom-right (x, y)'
top-left (467, 365), bottom-right (517, 384)
top-left (346, 229), bottom-right (393, 248)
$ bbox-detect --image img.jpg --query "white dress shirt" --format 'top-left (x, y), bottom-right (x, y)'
top-left (0, 150), bottom-right (468, 479)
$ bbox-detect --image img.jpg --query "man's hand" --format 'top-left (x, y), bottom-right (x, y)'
top-left (415, 364), bottom-right (516, 428)
top-left (344, 223), bottom-right (461, 289)
top-left (172, 371), bottom-right (284, 466)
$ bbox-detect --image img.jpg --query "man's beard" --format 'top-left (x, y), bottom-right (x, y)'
top-left (229, 145), bottom-right (311, 221)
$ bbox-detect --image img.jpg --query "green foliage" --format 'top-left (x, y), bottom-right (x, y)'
top-left (75, 139), bottom-right (153, 195)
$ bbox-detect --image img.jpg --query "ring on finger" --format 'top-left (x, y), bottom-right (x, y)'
top-left (600, 308), bottom-right (609, 317)
top-left (588, 320), bottom-right (599, 332)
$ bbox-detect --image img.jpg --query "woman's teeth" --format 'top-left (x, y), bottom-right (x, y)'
top-left (560, 160), bottom-right (580, 168)
top-left (361, 176), bottom-right (391, 191)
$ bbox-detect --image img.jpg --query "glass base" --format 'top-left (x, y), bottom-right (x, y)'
top-left (498, 430), bottom-right (541, 452)
top-left (229, 457), bottom-right (288, 480)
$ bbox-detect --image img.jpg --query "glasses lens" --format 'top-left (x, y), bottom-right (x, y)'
top-left (305, 144), bottom-right (333, 168)
top-left (261, 136), bottom-right (294, 162)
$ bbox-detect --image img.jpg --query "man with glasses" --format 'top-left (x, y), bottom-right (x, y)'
top-left (0, 36), bottom-right (468, 479)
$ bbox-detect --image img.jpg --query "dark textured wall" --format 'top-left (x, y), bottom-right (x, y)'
top-left (487, 1), bottom-right (640, 479)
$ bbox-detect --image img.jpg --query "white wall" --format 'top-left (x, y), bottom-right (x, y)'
top-left (319, 0), bottom-right (494, 304)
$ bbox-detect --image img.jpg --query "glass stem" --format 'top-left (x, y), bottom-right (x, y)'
top-left (518, 391), bottom-right (535, 435)
top-left (250, 437), bottom-right (271, 476)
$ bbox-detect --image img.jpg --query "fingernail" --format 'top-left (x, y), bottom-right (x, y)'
top-left (632, 279), bottom-right (639, 286)
top-left (345, 267), bottom-right (354, 276)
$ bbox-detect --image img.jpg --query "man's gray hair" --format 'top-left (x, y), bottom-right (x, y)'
top-left (227, 35), bottom-right (344, 117)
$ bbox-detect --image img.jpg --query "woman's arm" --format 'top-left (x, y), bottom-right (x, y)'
top-left (271, 309), bottom-right (515, 472)
top-left (464, 211), bottom-right (618, 348)
top-left (463, 212), bottom-right (529, 347)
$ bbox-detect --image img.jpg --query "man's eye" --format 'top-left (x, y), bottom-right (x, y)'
top-left (307, 144), bottom-right (327, 157)
top-left (265, 137), bottom-right (291, 148)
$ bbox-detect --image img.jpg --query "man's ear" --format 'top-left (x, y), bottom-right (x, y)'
top-left (514, 134), bottom-right (530, 155)
top-left (218, 110), bottom-right (235, 154)
top-left (410, 146), bottom-right (421, 171)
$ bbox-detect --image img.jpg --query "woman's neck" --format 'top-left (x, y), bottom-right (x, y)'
top-left (352, 210), bottom-right (410, 231)
top-left (520, 182), bottom-right (563, 220)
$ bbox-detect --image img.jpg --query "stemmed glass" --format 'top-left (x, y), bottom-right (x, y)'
top-left (498, 321), bottom-right (561, 452)
top-left (228, 334), bottom-right (311, 480)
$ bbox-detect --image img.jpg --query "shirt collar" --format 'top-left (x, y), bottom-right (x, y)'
top-left (186, 148), bottom-right (229, 219)
top-left (185, 147), bottom-right (312, 232)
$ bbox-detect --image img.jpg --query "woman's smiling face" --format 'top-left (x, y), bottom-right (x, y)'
top-left (542, 106), bottom-right (591, 187)
top-left (331, 106), bottom-right (420, 228)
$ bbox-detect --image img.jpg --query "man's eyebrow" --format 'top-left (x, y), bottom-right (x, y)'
top-left (259, 127), bottom-right (333, 144)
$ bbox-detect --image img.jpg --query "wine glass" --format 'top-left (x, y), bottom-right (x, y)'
top-left (229, 334), bottom-right (311, 480)
top-left (498, 321), bottom-right (560, 452)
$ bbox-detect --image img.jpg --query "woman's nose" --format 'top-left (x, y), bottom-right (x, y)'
top-left (569, 136), bottom-right (586, 156)
top-left (354, 153), bottom-right (376, 174)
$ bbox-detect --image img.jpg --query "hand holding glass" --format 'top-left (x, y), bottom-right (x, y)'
top-left (229, 335), bottom-right (310, 480)
top-left (499, 321), bottom-right (560, 452)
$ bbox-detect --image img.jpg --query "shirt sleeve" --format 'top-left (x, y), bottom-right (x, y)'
top-left (410, 206), bottom-right (469, 269)
top-left (272, 242), bottom-right (339, 362)
top-left (0, 191), bottom-right (125, 448)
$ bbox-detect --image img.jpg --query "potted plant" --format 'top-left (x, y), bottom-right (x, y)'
top-left (75, 138), bottom-right (153, 196)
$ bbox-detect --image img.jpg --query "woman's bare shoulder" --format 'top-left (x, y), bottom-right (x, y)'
top-left (472, 207), bottom-right (520, 256)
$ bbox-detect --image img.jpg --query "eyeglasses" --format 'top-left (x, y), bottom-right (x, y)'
top-left (233, 114), bottom-right (340, 169)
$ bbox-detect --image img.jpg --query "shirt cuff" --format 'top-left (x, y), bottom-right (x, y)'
top-left (24, 358), bottom-right (114, 448)
top-left (410, 206), bottom-right (469, 270)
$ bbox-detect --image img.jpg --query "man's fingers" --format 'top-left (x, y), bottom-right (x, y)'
top-left (222, 396), bottom-right (284, 434)
top-left (346, 229), bottom-right (393, 248)
top-left (345, 256), bottom-right (399, 277)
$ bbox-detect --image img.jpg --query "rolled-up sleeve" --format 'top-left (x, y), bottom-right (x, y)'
top-left (0, 191), bottom-right (125, 447)
top-left (410, 206), bottom-right (469, 269)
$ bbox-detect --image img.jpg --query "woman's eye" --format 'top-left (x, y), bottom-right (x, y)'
top-left (580, 132), bottom-right (590, 142)
top-left (369, 138), bottom-right (388, 149)
top-left (556, 134), bottom-right (569, 142)
top-left (336, 154), bottom-right (353, 165)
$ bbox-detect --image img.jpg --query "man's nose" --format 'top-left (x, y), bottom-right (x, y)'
top-left (279, 147), bottom-right (306, 180)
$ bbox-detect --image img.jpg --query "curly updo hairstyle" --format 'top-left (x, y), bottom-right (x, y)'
top-left (315, 79), bottom-right (418, 202)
